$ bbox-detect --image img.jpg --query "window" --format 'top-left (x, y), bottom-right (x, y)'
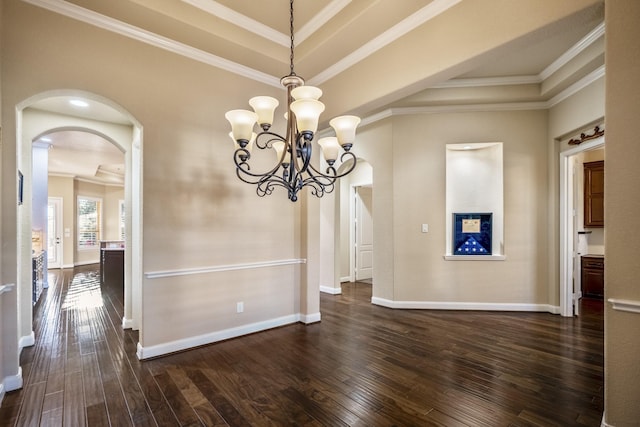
top-left (77, 196), bottom-right (102, 250)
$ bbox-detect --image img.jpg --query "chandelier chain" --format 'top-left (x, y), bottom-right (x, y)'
top-left (289, 0), bottom-right (295, 76)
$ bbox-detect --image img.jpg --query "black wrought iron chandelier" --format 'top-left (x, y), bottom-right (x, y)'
top-left (225, 0), bottom-right (360, 202)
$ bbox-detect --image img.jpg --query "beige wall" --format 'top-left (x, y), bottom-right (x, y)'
top-left (604, 1), bottom-right (640, 425)
top-left (366, 110), bottom-right (551, 305)
top-left (1, 0), bottom-right (305, 356)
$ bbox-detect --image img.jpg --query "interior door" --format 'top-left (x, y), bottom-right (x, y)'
top-left (47, 197), bottom-right (63, 269)
top-left (355, 186), bottom-right (373, 281)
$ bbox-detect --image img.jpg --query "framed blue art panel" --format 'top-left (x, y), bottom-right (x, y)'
top-left (453, 213), bottom-right (492, 255)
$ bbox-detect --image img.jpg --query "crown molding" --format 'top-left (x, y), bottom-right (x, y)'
top-left (22, 0), bottom-right (604, 107)
top-left (547, 65), bottom-right (605, 107)
top-left (181, 0), bottom-right (290, 47)
top-left (356, 64), bottom-right (605, 130)
top-left (307, 0), bottom-right (463, 86)
top-left (434, 22), bottom-right (604, 90)
top-left (540, 22), bottom-right (605, 81)
top-left (431, 75), bottom-right (541, 89)
top-left (181, 0), bottom-right (351, 47)
top-left (296, 0), bottom-right (352, 44)
top-left (22, 0), bottom-right (281, 88)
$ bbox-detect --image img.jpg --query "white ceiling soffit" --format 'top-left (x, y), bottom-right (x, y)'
top-left (21, 0), bottom-right (462, 87)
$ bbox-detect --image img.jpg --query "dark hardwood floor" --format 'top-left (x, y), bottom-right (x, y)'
top-left (0, 266), bottom-right (603, 426)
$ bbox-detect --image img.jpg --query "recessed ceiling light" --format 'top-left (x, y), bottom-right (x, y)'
top-left (463, 145), bottom-right (472, 150)
top-left (40, 137), bottom-right (52, 143)
top-left (69, 99), bottom-right (89, 107)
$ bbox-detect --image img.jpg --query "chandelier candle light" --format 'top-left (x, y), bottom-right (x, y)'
top-left (225, 0), bottom-right (360, 202)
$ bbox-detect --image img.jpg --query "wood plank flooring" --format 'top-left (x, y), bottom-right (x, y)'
top-left (0, 266), bottom-right (603, 426)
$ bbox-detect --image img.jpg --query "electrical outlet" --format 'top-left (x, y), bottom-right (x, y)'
top-left (236, 302), bottom-right (244, 313)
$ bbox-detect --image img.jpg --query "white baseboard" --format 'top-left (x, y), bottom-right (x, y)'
top-left (137, 313), bottom-right (318, 360)
top-left (320, 285), bottom-right (342, 295)
top-left (371, 297), bottom-right (560, 314)
top-left (340, 276), bottom-right (351, 283)
top-left (3, 367), bottom-right (23, 393)
top-left (122, 317), bottom-right (134, 329)
top-left (299, 312), bottom-right (321, 324)
top-left (63, 263), bottom-right (75, 269)
top-left (74, 260), bottom-right (100, 267)
top-left (19, 331), bottom-right (35, 353)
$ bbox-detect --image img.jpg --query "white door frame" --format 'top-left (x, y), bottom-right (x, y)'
top-left (47, 197), bottom-right (63, 269)
top-left (559, 136), bottom-right (604, 316)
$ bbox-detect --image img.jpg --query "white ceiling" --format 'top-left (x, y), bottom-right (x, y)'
top-left (24, 0), bottom-right (605, 185)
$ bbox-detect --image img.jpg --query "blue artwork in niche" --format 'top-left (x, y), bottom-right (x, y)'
top-left (453, 213), bottom-right (492, 255)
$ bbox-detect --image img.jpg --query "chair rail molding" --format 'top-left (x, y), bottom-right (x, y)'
top-left (608, 298), bottom-right (640, 314)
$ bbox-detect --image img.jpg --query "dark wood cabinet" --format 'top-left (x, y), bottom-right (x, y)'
top-left (581, 255), bottom-right (604, 299)
top-left (101, 248), bottom-right (124, 288)
top-left (584, 160), bottom-right (604, 228)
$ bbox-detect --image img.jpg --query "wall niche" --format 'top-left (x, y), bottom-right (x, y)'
top-left (445, 142), bottom-right (505, 260)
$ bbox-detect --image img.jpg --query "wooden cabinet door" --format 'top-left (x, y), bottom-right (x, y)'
top-left (584, 160), bottom-right (604, 228)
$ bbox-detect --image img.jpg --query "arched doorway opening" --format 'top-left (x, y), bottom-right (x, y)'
top-left (15, 91), bottom-right (143, 357)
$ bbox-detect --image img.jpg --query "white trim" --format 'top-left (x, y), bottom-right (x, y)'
top-left (432, 75), bottom-right (541, 89)
top-left (435, 22), bottom-right (605, 90)
top-left (540, 22), bottom-right (605, 80)
top-left (320, 285), bottom-right (342, 295)
top-left (299, 312), bottom-right (322, 324)
top-left (608, 298), bottom-right (640, 314)
top-left (2, 368), bottom-right (24, 392)
top-left (62, 263), bottom-right (75, 269)
top-left (122, 317), bottom-right (134, 329)
top-left (372, 297), bottom-right (560, 314)
top-left (74, 260), bottom-right (100, 267)
top-left (181, 0), bottom-right (289, 47)
top-left (22, 0), bottom-right (281, 88)
top-left (136, 314), bottom-right (305, 359)
top-left (390, 102), bottom-right (549, 116)
top-left (443, 255), bottom-right (506, 261)
top-left (145, 258), bottom-right (305, 279)
top-left (559, 136), bottom-right (605, 317)
top-left (547, 65), bottom-right (605, 108)
top-left (0, 383), bottom-right (4, 405)
top-left (22, 0), bottom-right (602, 97)
top-left (340, 276), bottom-right (351, 283)
top-left (308, 0), bottom-right (462, 86)
top-left (356, 65), bottom-right (604, 131)
top-left (19, 331), bottom-right (35, 350)
top-left (0, 283), bottom-right (15, 295)
top-left (296, 1), bottom-right (352, 44)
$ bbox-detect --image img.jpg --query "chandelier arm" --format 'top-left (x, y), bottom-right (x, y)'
top-left (295, 137), bottom-right (312, 174)
top-left (233, 148), bottom-right (284, 181)
top-left (306, 151), bottom-right (358, 180)
top-left (256, 175), bottom-right (291, 197)
top-left (255, 131), bottom-right (286, 150)
top-left (302, 178), bottom-right (333, 199)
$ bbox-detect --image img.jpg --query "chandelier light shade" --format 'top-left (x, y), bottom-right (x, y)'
top-left (225, 0), bottom-right (361, 202)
